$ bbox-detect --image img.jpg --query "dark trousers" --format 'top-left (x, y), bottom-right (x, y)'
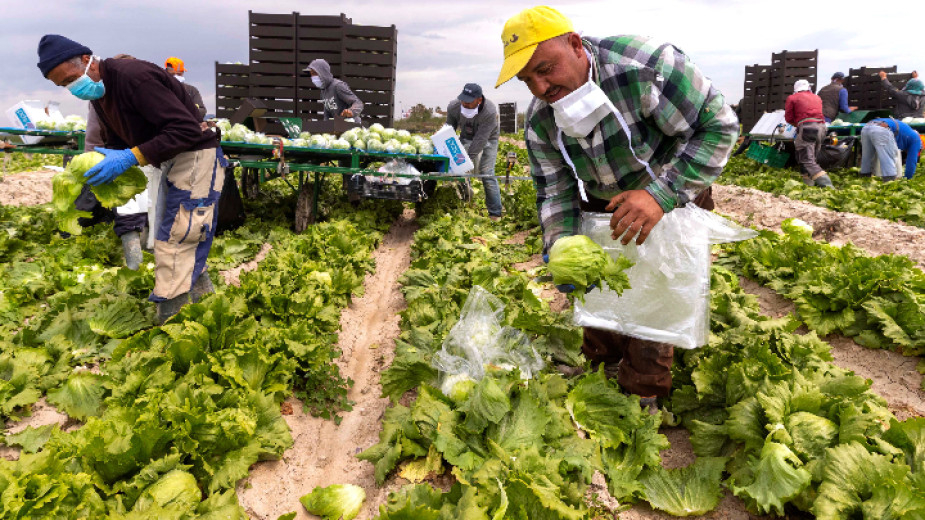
top-left (577, 187), bottom-right (714, 397)
top-left (583, 328), bottom-right (674, 397)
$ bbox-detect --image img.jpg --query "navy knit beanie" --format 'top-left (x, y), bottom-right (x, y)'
top-left (37, 35), bottom-right (92, 77)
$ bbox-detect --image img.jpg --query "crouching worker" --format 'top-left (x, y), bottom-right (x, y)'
top-left (38, 34), bottom-right (224, 323)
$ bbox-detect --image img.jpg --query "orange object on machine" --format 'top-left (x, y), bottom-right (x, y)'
top-left (164, 57), bottom-right (185, 73)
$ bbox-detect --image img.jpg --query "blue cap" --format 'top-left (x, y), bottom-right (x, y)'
top-left (37, 35), bottom-right (92, 78)
top-left (458, 83), bottom-right (483, 103)
top-left (831, 71), bottom-right (845, 80)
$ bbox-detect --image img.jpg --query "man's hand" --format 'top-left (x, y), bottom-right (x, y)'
top-left (605, 190), bottom-right (665, 245)
top-left (84, 147), bottom-right (138, 186)
top-left (879, 71), bottom-right (888, 80)
top-left (849, 106), bottom-right (858, 111)
top-left (341, 109), bottom-right (354, 118)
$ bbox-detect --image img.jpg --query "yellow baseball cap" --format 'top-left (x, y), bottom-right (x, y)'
top-left (495, 6), bottom-right (574, 88)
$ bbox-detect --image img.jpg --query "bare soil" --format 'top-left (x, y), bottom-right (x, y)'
top-left (220, 243), bottom-right (273, 287)
top-left (0, 398), bottom-right (70, 461)
top-left (714, 184), bottom-right (925, 268)
top-left (0, 169), bottom-right (55, 206)
top-left (737, 277), bottom-right (925, 420)
top-left (236, 209), bottom-right (418, 519)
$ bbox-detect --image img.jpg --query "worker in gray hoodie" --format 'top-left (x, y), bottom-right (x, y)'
top-left (446, 83), bottom-right (504, 218)
top-left (304, 59), bottom-right (364, 123)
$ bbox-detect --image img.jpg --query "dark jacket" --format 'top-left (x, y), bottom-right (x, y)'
top-left (818, 83), bottom-right (845, 121)
top-left (308, 59), bottom-right (363, 123)
top-left (784, 91), bottom-right (825, 126)
top-left (882, 79), bottom-right (924, 119)
top-left (91, 58), bottom-right (218, 167)
top-left (445, 98), bottom-right (499, 154)
top-left (180, 81), bottom-right (207, 120)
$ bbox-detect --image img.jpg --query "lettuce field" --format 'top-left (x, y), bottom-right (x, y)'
top-left (1, 144), bottom-right (925, 519)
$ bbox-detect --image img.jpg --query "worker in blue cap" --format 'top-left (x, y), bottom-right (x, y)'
top-left (880, 70), bottom-right (925, 119)
top-left (445, 83), bottom-right (504, 219)
top-left (37, 34), bottom-right (224, 323)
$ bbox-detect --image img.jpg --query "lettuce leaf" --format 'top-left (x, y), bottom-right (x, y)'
top-left (639, 457), bottom-right (727, 516)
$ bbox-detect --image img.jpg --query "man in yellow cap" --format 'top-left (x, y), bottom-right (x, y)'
top-left (498, 6), bottom-right (739, 408)
top-left (165, 57), bottom-right (207, 120)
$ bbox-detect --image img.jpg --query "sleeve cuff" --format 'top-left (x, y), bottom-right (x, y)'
top-left (130, 147), bottom-right (148, 166)
top-left (644, 179), bottom-right (678, 213)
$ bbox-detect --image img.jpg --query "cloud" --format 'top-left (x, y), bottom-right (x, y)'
top-left (3, 0), bottom-right (920, 124)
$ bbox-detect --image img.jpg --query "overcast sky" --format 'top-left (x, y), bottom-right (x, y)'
top-left (3, 1), bottom-right (920, 125)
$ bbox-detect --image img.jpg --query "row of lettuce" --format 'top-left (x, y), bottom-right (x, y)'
top-left (721, 155), bottom-right (925, 228)
top-left (350, 182), bottom-right (925, 519)
top-left (0, 178), bottom-right (402, 517)
top-left (717, 219), bottom-right (925, 386)
top-left (4, 147), bottom-right (925, 517)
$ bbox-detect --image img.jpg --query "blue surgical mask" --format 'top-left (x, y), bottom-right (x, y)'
top-left (67, 56), bottom-right (105, 100)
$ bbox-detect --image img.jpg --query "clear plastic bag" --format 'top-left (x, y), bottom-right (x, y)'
top-left (573, 205), bottom-right (757, 349)
top-left (432, 286), bottom-right (544, 386)
top-left (374, 159), bottom-right (421, 185)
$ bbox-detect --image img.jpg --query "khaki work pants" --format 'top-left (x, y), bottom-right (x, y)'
top-left (151, 148), bottom-right (225, 301)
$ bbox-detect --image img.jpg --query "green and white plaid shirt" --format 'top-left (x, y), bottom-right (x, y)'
top-left (526, 36), bottom-right (739, 251)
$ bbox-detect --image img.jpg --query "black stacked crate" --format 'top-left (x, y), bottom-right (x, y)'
top-left (738, 49), bottom-right (818, 132)
top-left (214, 63), bottom-right (250, 119)
top-left (499, 102), bottom-right (517, 134)
top-left (845, 66), bottom-right (913, 111)
top-left (340, 23), bottom-right (397, 126)
top-left (217, 11), bottom-right (398, 127)
top-left (768, 50), bottom-right (818, 108)
top-left (740, 64), bottom-right (772, 131)
top-left (248, 12), bottom-right (299, 118)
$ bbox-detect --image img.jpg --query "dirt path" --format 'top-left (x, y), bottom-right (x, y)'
top-left (737, 277), bottom-right (925, 420)
top-left (714, 184), bottom-right (925, 268)
top-left (219, 243), bottom-right (273, 287)
top-left (236, 209), bottom-right (417, 519)
top-left (0, 169), bottom-right (54, 206)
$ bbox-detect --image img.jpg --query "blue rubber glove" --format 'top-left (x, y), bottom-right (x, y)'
top-left (84, 147), bottom-right (138, 186)
top-left (544, 254), bottom-right (594, 294)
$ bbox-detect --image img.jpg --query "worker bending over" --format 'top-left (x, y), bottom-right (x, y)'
top-left (497, 7), bottom-right (738, 409)
top-left (38, 34), bottom-right (224, 323)
top-left (785, 79), bottom-right (833, 188)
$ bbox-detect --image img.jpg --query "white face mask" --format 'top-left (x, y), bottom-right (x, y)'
top-left (311, 76), bottom-right (324, 88)
top-left (460, 105), bottom-right (478, 118)
top-left (550, 79), bottom-right (613, 138)
top-left (175, 75), bottom-right (186, 84)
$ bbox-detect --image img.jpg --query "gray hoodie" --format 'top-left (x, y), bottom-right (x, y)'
top-left (445, 98), bottom-right (499, 154)
top-left (308, 59), bottom-right (364, 123)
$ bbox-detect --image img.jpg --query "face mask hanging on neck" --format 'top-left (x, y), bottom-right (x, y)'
top-left (66, 56), bottom-right (105, 101)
